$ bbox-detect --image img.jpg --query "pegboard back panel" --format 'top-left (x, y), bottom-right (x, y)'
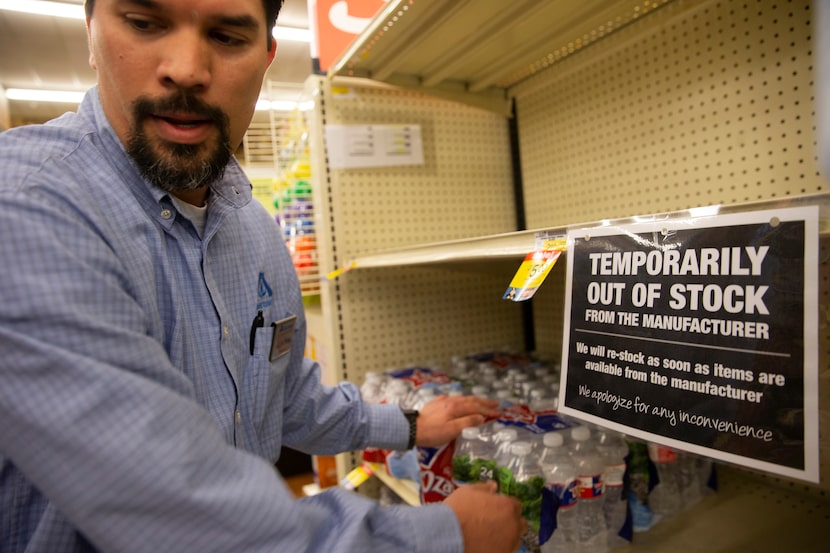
top-left (319, 79), bottom-right (516, 263)
top-left (528, 265), bottom-right (567, 363)
top-left (514, 0), bottom-right (821, 228)
top-left (335, 265), bottom-right (526, 383)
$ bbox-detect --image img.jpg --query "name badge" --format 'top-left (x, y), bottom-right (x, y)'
top-left (269, 315), bottom-right (296, 362)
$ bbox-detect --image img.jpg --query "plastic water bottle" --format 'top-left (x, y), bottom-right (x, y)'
top-left (493, 428), bottom-right (520, 469)
top-left (399, 384), bottom-right (440, 411)
top-left (527, 388), bottom-right (549, 411)
top-left (381, 378), bottom-right (411, 405)
top-left (624, 438), bottom-right (656, 532)
top-left (676, 450), bottom-right (703, 510)
top-left (478, 420), bottom-right (505, 441)
top-left (538, 432), bottom-right (578, 553)
top-left (511, 373), bottom-right (532, 400)
top-left (477, 421), bottom-right (504, 465)
top-left (452, 426), bottom-right (496, 485)
top-left (359, 371), bottom-right (385, 404)
top-left (495, 388), bottom-right (515, 408)
top-left (695, 455), bottom-right (715, 497)
top-left (477, 363), bottom-right (497, 389)
top-left (570, 426), bottom-right (608, 553)
top-left (491, 379), bottom-right (510, 396)
top-left (596, 429), bottom-right (629, 548)
top-left (500, 441), bottom-right (545, 553)
top-left (646, 443), bottom-right (682, 519)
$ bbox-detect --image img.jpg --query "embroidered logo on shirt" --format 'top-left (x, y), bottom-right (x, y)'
top-left (256, 272), bottom-right (273, 310)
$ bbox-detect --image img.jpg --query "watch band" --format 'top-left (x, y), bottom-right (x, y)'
top-left (402, 409), bottom-right (419, 449)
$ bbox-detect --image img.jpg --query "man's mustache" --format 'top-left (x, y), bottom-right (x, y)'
top-left (132, 92), bottom-right (228, 128)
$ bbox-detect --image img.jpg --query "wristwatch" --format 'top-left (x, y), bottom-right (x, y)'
top-left (402, 408), bottom-right (419, 449)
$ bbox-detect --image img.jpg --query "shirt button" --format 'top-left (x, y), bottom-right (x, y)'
top-left (235, 410), bottom-right (242, 425)
top-left (223, 325), bottom-right (230, 337)
top-left (160, 208), bottom-right (173, 220)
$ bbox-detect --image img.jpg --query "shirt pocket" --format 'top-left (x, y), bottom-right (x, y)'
top-left (246, 325), bottom-right (289, 435)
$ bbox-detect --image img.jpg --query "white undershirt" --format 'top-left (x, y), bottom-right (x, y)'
top-left (170, 196), bottom-right (208, 237)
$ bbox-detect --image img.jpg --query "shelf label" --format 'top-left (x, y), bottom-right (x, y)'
top-left (325, 124), bottom-right (424, 169)
top-left (339, 462), bottom-right (375, 490)
top-left (557, 206), bottom-right (820, 483)
top-left (326, 261), bottom-right (357, 281)
top-left (503, 236), bottom-right (566, 302)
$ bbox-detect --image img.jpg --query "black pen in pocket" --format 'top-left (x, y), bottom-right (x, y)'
top-left (249, 310), bottom-right (264, 355)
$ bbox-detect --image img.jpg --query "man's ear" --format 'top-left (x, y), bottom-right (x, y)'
top-left (267, 37), bottom-right (277, 66)
top-left (86, 16), bottom-right (97, 71)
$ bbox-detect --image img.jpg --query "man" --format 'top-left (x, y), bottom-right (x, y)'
top-left (0, 0), bottom-right (526, 552)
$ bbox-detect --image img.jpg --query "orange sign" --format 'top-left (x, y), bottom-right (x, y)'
top-left (310, 0), bottom-right (387, 73)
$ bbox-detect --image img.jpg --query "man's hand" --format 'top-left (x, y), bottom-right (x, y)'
top-left (444, 481), bottom-right (527, 553)
top-left (415, 395), bottom-right (499, 447)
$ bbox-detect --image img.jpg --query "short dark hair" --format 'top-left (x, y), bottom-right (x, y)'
top-left (84, 0), bottom-right (284, 50)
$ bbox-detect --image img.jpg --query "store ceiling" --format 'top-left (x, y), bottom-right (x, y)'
top-left (0, 0), bottom-right (314, 125)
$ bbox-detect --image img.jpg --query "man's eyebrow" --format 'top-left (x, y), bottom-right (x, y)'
top-left (117, 0), bottom-right (162, 10)
top-left (215, 14), bottom-right (261, 31)
top-left (115, 0), bottom-right (262, 31)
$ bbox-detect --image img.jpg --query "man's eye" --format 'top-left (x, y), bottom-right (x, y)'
top-left (212, 31), bottom-right (247, 47)
top-left (126, 17), bottom-right (159, 32)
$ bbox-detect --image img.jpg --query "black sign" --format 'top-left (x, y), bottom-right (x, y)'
top-left (559, 207), bottom-right (819, 482)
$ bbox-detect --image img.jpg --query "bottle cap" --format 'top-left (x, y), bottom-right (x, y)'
top-left (571, 426), bottom-right (591, 442)
top-left (543, 432), bottom-right (565, 447)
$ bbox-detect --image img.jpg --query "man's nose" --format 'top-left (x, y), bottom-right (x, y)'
top-left (157, 31), bottom-right (212, 90)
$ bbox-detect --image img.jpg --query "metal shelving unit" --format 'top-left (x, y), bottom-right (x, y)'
top-left (328, 0), bottom-right (678, 116)
top-left (341, 194), bottom-right (830, 271)
top-left (308, 0), bottom-right (829, 550)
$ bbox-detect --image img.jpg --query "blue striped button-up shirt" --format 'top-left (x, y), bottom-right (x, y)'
top-left (0, 89), bottom-right (462, 553)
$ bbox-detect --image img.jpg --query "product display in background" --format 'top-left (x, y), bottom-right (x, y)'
top-left (354, 351), bottom-right (716, 552)
top-left (312, 455), bottom-right (338, 489)
top-left (273, 109), bottom-right (320, 296)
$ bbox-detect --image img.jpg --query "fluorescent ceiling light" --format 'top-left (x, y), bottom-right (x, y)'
top-left (0, 2), bottom-right (311, 42)
top-left (266, 100), bottom-right (299, 111)
top-left (272, 26), bottom-right (311, 43)
top-left (0, 1), bottom-right (85, 20)
top-left (5, 88), bottom-right (86, 103)
top-left (4, 88), bottom-right (309, 111)
top-left (255, 99), bottom-right (314, 112)
top-left (5, 89), bottom-right (310, 111)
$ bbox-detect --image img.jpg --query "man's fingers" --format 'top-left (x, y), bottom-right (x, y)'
top-left (467, 480), bottom-right (498, 494)
top-left (439, 395), bottom-right (499, 418)
top-left (508, 495), bottom-right (524, 517)
top-left (416, 395), bottom-right (501, 447)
